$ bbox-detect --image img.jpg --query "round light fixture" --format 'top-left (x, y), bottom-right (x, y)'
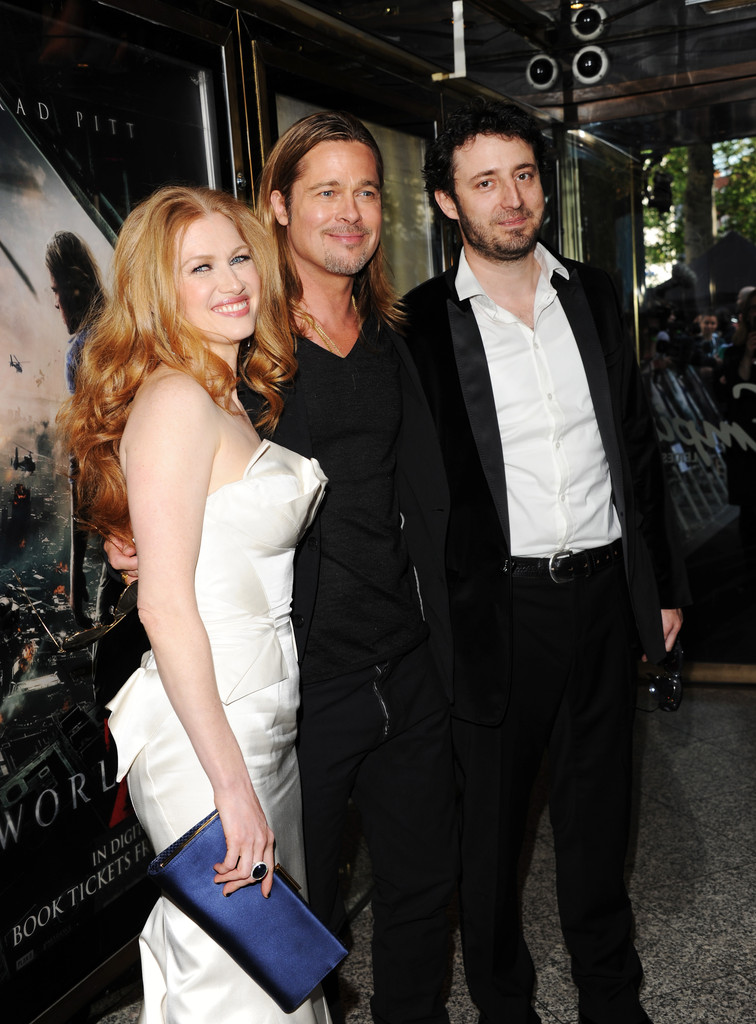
top-left (572, 45), bottom-right (609, 85)
top-left (526, 53), bottom-right (559, 91)
top-left (570, 3), bottom-right (606, 41)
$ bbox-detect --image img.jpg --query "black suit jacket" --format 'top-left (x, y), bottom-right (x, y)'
top-left (238, 320), bottom-right (454, 698)
top-left (402, 257), bottom-right (689, 726)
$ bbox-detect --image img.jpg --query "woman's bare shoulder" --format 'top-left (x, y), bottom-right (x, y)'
top-left (123, 369), bottom-right (220, 464)
top-left (128, 368), bottom-right (217, 425)
top-left (135, 366), bottom-right (213, 404)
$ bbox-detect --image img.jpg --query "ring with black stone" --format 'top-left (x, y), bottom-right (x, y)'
top-left (250, 861), bottom-right (268, 882)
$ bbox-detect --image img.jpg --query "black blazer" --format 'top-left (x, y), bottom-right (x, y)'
top-left (238, 320), bottom-right (454, 699)
top-left (402, 258), bottom-right (690, 726)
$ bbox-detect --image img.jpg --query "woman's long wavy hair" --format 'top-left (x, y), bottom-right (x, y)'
top-left (257, 110), bottom-right (403, 332)
top-left (58, 185), bottom-right (295, 542)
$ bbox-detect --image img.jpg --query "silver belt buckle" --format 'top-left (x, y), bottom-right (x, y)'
top-left (548, 549), bottom-right (574, 583)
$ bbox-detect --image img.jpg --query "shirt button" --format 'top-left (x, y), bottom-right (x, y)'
top-left (547, 393), bottom-right (553, 400)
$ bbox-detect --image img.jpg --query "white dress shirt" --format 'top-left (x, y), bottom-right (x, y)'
top-left (455, 245), bottom-right (622, 558)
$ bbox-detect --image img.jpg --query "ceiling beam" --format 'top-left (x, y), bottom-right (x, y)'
top-left (533, 58), bottom-right (756, 105)
top-left (467, 0), bottom-right (554, 49)
top-left (539, 73), bottom-right (756, 127)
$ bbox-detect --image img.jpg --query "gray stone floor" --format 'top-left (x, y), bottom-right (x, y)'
top-left (88, 682), bottom-right (756, 1024)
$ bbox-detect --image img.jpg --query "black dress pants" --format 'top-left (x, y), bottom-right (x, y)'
top-left (296, 641), bottom-right (457, 1024)
top-left (453, 561), bottom-right (647, 1024)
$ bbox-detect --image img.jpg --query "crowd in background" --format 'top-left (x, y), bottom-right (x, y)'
top-left (640, 285), bottom-right (756, 570)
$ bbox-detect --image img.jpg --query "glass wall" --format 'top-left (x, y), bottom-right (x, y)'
top-left (556, 119), bottom-right (755, 670)
top-left (559, 129), bottom-right (641, 328)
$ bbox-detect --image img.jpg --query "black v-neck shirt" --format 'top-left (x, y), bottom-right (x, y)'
top-left (295, 317), bottom-right (427, 681)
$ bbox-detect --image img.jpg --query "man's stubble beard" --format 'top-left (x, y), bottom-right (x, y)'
top-left (322, 247), bottom-right (372, 276)
top-left (457, 203), bottom-right (543, 264)
top-left (321, 228), bottom-right (376, 276)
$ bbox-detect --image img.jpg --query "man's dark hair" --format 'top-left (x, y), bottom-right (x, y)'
top-left (423, 98), bottom-right (546, 199)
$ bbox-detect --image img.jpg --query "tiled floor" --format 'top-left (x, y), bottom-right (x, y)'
top-left (89, 682), bottom-right (756, 1024)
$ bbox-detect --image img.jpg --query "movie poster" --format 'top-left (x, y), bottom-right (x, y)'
top-left (0, 4), bottom-right (228, 1018)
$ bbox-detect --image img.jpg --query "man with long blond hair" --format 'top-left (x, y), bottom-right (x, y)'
top-left (251, 112), bottom-right (457, 1024)
top-left (110, 116), bottom-right (457, 1024)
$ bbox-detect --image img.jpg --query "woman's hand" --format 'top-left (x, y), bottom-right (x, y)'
top-left (212, 785), bottom-right (275, 898)
top-left (104, 535), bottom-right (139, 580)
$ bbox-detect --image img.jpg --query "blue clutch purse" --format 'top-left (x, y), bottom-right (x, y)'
top-left (148, 810), bottom-right (348, 1012)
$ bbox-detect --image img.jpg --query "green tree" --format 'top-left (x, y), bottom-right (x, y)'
top-left (685, 142), bottom-right (714, 261)
top-left (643, 138), bottom-right (756, 271)
top-left (716, 137), bottom-right (756, 240)
top-left (643, 148), bottom-right (686, 267)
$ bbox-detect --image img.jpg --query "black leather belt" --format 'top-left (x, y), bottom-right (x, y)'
top-left (504, 540), bottom-right (623, 583)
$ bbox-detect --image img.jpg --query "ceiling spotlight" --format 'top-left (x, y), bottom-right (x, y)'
top-left (572, 45), bottom-right (609, 85)
top-left (526, 53), bottom-right (559, 91)
top-left (570, 3), bottom-right (606, 41)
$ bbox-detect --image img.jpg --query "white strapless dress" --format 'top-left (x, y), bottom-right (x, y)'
top-left (107, 441), bottom-right (328, 1024)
